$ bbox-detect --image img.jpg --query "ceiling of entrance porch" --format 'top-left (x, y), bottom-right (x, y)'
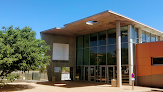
top-left (42, 10), bottom-right (163, 36)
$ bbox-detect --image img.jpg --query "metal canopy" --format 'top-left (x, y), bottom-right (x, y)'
top-left (42, 10), bottom-right (163, 36)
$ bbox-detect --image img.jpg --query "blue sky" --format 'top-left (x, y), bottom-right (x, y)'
top-left (0, 0), bottom-right (163, 39)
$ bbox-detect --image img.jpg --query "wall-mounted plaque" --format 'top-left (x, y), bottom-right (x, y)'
top-left (54, 67), bottom-right (61, 73)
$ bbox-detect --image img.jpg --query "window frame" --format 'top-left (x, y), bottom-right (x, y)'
top-left (151, 57), bottom-right (163, 66)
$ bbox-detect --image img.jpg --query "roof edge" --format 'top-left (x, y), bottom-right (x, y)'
top-left (108, 10), bottom-right (163, 34)
top-left (64, 10), bottom-right (109, 26)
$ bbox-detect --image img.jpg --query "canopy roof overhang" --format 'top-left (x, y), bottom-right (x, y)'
top-left (41, 10), bottom-right (163, 36)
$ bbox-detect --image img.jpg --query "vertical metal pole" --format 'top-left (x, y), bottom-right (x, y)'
top-left (116, 20), bottom-right (122, 87)
top-left (128, 25), bottom-right (134, 85)
top-left (132, 80), bottom-right (134, 90)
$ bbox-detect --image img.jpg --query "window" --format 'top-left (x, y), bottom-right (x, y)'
top-left (121, 26), bottom-right (128, 43)
top-left (142, 31), bottom-right (146, 43)
top-left (146, 32), bottom-right (150, 42)
top-left (77, 36), bottom-right (83, 48)
top-left (152, 57), bottom-right (163, 65)
top-left (151, 34), bottom-right (156, 42)
top-left (107, 29), bottom-right (116, 44)
top-left (83, 35), bottom-right (89, 48)
top-left (98, 31), bottom-right (106, 46)
top-left (90, 33), bottom-right (97, 47)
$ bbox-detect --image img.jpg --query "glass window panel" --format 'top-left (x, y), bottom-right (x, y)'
top-left (146, 32), bottom-right (150, 42)
top-left (122, 66), bottom-right (129, 83)
top-left (151, 34), bottom-right (156, 42)
top-left (83, 34), bottom-right (89, 48)
top-left (83, 48), bottom-right (89, 65)
top-left (142, 31), bottom-right (146, 43)
top-left (76, 49), bottom-right (82, 65)
top-left (98, 31), bottom-right (106, 46)
top-left (156, 36), bottom-right (160, 41)
top-left (90, 33), bottom-right (97, 47)
top-left (90, 47), bottom-right (97, 65)
top-left (98, 46), bottom-right (106, 65)
top-left (76, 66), bottom-right (82, 80)
top-left (121, 43), bottom-right (128, 65)
top-left (135, 28), bottom-right (138, 43)
top-left (152, 57), bottom-right (163, 64)
top-left (121, 26), bottom-right (128, 43)
top-left (107, 29), bottom-right (116, 44)
top-left (131, 25), bottom-right (135, 42)
top-left (107, 44), bottom-right (116, 65)
top-left (77, 36), bottom-right (83, 48)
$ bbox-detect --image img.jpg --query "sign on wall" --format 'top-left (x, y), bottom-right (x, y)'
top-left (52, 43), bottom-right (69, 60)
top-left (54, 67), bottom-right (61, 73)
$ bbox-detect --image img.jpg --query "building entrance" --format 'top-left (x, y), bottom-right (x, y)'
top-left (83, 65), bottom-right (116, 83)
top-left (84, 66), bottom-right (96, 82)
top-left (82, 65), bottom-right (129, 83)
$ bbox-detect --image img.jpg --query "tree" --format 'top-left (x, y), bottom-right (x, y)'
top-left (0, 26), bottom-right (51, 78)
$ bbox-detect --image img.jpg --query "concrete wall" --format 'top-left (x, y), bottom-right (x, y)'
top-left (41, 33), bottom-right (76, 81)
top-left (136, 41), bottom-right (163, 88)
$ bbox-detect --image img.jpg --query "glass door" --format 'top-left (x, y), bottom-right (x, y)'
top-left (107, 66), bottom-right (115, 83)
top-left (100, 66), bottom-right (106, 83)
top-left (84, 66), bottom-right (89, 81)
top-left (90, 66), bottom-right (95, 82)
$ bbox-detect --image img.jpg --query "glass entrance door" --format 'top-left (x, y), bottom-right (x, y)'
top-left (90, 66), bottom-right (95, 82)
top-left (84, 66), bottom-right (96, 82)
top-left (84, 66), bottom-right (89, 81)
top-left (107, 66), bottom-right (115, 83)
top-left (100, 66), bottom-right (106, 82)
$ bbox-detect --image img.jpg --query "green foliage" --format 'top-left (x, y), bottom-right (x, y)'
top-left (62, 67), bottom-right (70, 73)
top-left (0, 26), bottom-right (51, 78)
top-left (6, 74), bottom-right (19, 82)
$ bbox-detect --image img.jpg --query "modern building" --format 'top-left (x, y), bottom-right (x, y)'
top-left (40, 10), bottom-right (163, 87)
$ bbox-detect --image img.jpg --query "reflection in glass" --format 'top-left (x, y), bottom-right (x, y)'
top-left (77, 36), bottom-right (83, 48)
top-left (83, 48), bottom-right (89, 65)
top-left (121, 43), bottom-right (128, 65)
top-left (122, 66), bottom-right (129, 83)
top-left (77, 49), bottom-right (82, 65)
top-left (84, 34), bottom-right (89, 48)
top-left (98, 31), bottom-right (106, 46)
top-left (76, 66), bottom-right (81, 80)
top-left (90, 67), bottom-right (95, 81)
top-left (132, 25), bottom-right (135, 41)
top-left (135, 28), bottom-right (138, 43)
top-left (107, 29), bottom-right (116, 44)
top-left (108, 67), bottom-right (113, 83)
top-left (90, 47), bottom-right (97, 65)
top-left (151, 34), bottom-right (156, 42)
top-left (85, 67), bottom-right (88, 81)
top-left (90, 33), bottom-right (97, 47)
top-left (107, 45), bottom-right (116, 65)
top-left (96, 66), bottom-right (98, 82)
top-left (97, 66), bottom-right (100, 82)
top-left (101, 67), bottom-right (106, 82)
top-left (156, 36), bottom-right (160, 41)
top-left (142, 31), bottom-right (146, 43)
top-left (121, 26), bottom-right (128, 43)
top-left (98, 46), bottom-right (106, 65)
top-left (132, 27), bottom-right (138, 43)
top-left (146, 32), bottom-right (150, 42)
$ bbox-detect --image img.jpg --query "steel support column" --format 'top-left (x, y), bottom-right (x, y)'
top-left (128, 25), bottom-right (134, 85)
top-left (116, 20), bottom-right (122, 87)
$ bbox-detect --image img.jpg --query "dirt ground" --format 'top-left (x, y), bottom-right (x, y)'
top-left (0, 80), bottom-right (163, 92)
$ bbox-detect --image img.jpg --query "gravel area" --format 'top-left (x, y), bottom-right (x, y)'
top-left (0, 81), bottom-right (163, 92)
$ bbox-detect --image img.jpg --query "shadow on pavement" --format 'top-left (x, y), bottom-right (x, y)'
top-left (0, 84), bottom-right (35, 91)
top-left (36, 81), bottom-right (108, 88)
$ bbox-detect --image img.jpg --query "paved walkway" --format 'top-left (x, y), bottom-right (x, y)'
top-left (0, 80), bottom-right (163, 92)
